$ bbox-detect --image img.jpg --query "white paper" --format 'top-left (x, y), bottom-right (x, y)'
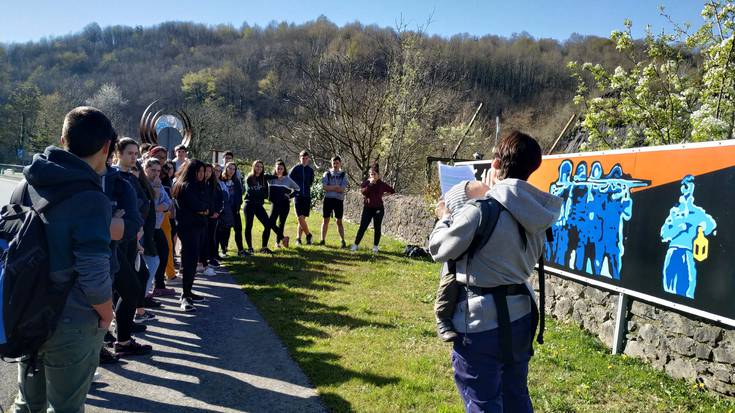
top-left (438, 162), bottom-right (477, 195)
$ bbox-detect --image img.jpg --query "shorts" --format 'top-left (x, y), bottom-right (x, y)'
top-left (323, 197), bottom-right (344, 219)
top-left (294, 196), bottom-right (311, 217)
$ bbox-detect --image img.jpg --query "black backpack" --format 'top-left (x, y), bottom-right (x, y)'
top-left (0, 180), bottom-right (96, 361)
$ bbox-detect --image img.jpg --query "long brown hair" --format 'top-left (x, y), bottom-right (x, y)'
top-left (172, 159), bottom-right (205, 198)
top-left (247, 160), bottom-right (266, 186)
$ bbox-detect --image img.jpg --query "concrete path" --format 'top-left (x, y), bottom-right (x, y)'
top-left (2, 268), bottom-right (326, 413)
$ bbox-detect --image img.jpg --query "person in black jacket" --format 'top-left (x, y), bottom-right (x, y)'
top-left (201, 163), bottom-right (224, 274)
top-left (112, 138), bottom-right (153, 356)
top-left (289, 150), bottom-right (315, 245)
top-left (244, 160), bottom-right (276, 254)
top-left (172, 159), bottom-right (209, 312)
top-left (221, 162), bottom-right (245, 255)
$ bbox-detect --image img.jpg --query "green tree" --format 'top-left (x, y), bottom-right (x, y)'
top-left (570, 1), bottom-right (735, 149)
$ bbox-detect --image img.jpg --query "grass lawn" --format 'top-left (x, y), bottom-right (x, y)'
top-left (224, 212), bottom-right (735, 413)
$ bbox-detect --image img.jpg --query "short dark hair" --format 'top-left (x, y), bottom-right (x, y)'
top-left (299, 150), bottom-right (309, 157)
top-left (224, 151), bottom-right (234, 158)
top-left (61, 106), bottom-right (117, 158)
top-left (331, 156), bottom-right (341, 162)
top-left (494, 131), bottom-right (542, 181)
top-left (116, 137), bottom-right (139, 154)
top-left (175, 144), bottom-right (187, 152)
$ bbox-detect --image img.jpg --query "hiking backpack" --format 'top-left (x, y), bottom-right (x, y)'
top-left (0, 180), bottom-right (96, 360)
top-left (453, 197), bottom-right (553, 345)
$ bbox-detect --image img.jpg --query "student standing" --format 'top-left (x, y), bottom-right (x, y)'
top-left (144, 159), bottom-right (175, 298)
top-left (172, 160), bottom-right (209, 312)
top-left (320, 156), bottom-right (348, 248)
top-left (289, 150), bottom-right (315, 245)
top-left (268, 159), bottom-right (300, 248)
top-left (214, 163), bottom-right (235, 257)
top-left (221, 162), bottom-right (245, 255)
top-left (173, 144), bottom-right (189, 172)
top-left (351, 164), bottom-right (395, 254)
top-left (244, 160), bottom-right (278, 254)
top-left (10, 107), bottom-right (115, 412)
top-left (201, 163), bottom-right (223, 274)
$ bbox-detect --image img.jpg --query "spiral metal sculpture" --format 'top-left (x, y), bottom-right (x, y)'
top-left (138, 100), bottom-right (193, 148)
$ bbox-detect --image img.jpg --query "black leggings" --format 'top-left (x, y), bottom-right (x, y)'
top-left (221, 205), bottom-right (244, 252)
top-left (200, 219), bottom-right (218, 265)
top-left (113, 241), bottom-right (143, 342)
top-left (269, 200), bottom-right (290, 243)
top-left (354, 207), bottom-right (384, 247)
top-left (154, 228), bottom-right (169, 289)
top-left (244, 202), bottom-right (273, 249)
top-left (179, 225), bottom-right (204, 297)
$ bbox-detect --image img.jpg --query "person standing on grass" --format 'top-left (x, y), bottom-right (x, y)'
top-left (244, 160), bottom-right (279, 254)
top-left (289, 150), bottom-right (315, 245)
top-left (172, 159), bottom-right (209, 312)
top-left (320, 156), bottom-right (349, 248)
top-left (428, 131), bottom-right (562, 413)
top-left (268, 159), bottom-right (300, 248)
top-left (214, 163), bottom-right (235, 255)
top-left (221, 162), bottom-right (245, 255)
top-left (351, 163), bottom-right (395, 254)
top-left (10, 107), bottom-right (114, 412)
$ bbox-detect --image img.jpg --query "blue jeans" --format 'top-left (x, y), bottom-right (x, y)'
top-left (452, 314), bottom-right (534, 413)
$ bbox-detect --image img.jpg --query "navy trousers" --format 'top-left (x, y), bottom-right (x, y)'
top-left (452, 314), bottom-right (535, 413)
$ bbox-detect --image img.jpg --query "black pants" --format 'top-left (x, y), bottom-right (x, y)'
top-left (179, 225), bottom-right (204, 297)
top-left (135, 252), bottom-right (150, 307)
top-left (269, 200), bottom-right (290, 243)
top-left (154, 228), bottom-right (169, 289)
top-left (200, 219), bottom-right (217, 265)
top-left (221, 205), bottom-right (244, 252)
top-left (113, 240), bottom-right (143, 342)
top-left (244, 202), bottom-right (273, 249)
top-left (207, 217), bottom-right (219, 261)
top-left (354, 207), bottom-right (384, 246)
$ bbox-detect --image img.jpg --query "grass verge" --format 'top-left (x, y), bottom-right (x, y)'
top-left (225, 214), bottom-right (735, 412)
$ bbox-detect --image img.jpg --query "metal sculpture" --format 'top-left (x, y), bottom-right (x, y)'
top-left (138, 100), bottom-right (193, 149)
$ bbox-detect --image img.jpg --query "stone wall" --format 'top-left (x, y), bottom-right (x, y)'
top-left (342, 191), bottom-right (735, 396)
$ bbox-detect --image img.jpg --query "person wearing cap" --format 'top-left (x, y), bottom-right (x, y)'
top-left (174, 144), bottom-right (189, 172)
top-left (289, 150), bottom-right (315, 245)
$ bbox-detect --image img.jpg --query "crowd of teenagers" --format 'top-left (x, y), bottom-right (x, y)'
top-left (5, 106), bottom-right (397, 412)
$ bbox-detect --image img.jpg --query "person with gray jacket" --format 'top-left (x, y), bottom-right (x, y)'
top-left (429, 131), bottom-right (562, 413)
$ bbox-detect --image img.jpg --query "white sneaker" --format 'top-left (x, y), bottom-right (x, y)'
top-left (180, 297), bottom-right (196, 312)
top-left (196, 264), bottom-right (204, 273)
top-left (372, 246), bottom-right (379, 254)
top-left (93, 369), bottom-right (102, 382)
top-left (350, 244), bottom-right (358, 252)
top-left (203, 267), bottom-right (216, 276)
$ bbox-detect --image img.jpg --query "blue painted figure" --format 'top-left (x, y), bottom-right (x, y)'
top-left (547, 161), bottom-right (647, 279)
top-left (660, 175), bottom-right (716, 299)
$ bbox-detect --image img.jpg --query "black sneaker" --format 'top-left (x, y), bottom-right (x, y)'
top-left (306, 233), bottom-right (313, 245)
top-left (130, 323), bottom-right (147, 333)
top-left (318, 240), bottom-right (325, 246)
top-left (114, 339), bottom-right (153, 357)
top-left (104, 331), bottom-right (116, 346)
top-left (143, 296), bottom-right (161, 308)
top-left (259, 247), bottom-right (274, 255)
top-left (189, 293), bottom-right (206, 302)
top-left (180, 297), bottom-right (196, 312)
top-left (341, 240), bottom-right (347, 249)
top-left (100, 347), bottom-right (119, 365)
top-left (238, 250), bottom-right (251, 257)
top-left (295, 238), bottom-right (302, 246)
top-left (209, 259), bottom-right (221, 267)
top-left (247, 248), bottom-right (255, 255)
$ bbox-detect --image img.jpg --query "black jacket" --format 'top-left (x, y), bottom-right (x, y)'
top-left (174, 181), bottom-right (209, 228)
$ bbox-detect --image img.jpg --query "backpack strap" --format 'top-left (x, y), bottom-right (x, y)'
top-left (465, 197), bottom-right (505, 262)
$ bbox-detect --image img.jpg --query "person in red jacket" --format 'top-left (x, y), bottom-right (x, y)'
top-left (350, 163), bottom-right (395, 253)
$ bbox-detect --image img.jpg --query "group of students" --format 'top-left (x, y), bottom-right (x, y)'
top-left (5, 105), bottom-right (402, 412)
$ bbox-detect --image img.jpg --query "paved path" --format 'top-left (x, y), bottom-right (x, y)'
top-left (2, 268), bottom-right (326, 413)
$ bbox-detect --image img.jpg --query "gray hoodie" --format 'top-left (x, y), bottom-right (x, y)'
top-left (428, 178), bottom-right (562, 333)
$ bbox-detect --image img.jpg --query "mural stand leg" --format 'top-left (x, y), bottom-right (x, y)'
top-left (612, 292), bottom-right (629, 355)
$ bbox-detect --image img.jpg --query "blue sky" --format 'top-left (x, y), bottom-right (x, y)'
top-left (0, 0), bottom-right (704, 44)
